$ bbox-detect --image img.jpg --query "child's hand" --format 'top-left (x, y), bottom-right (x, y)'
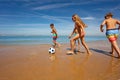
top-left (118, 25), bottom-right (120, 30)
top-left (100, 29), bottom-right (104, 32)
top-left (68, 35), bottom-right (71, 39)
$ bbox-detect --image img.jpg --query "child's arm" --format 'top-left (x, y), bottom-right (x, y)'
top-left (100, 20), bottom-right (106, 32)
top-left (116, 19), bottom-right (120, 25)
top-left (116, 20), bottom-right (120, 30)
top-left (118, 25), bottom-right (120, 30)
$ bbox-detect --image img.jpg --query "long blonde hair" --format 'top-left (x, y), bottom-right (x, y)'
top-left (72, 14), bottom-right (87, 28)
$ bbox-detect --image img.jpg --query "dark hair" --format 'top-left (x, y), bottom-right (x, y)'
top-left (104, 16), bottom-right (107, 19)
top-left (106, 12), bottom-right (113, 17)
top-left (50, 23), bottom-right (54, 26)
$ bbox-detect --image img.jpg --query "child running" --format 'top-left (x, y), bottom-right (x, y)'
top-left (100, 12), bottom-right (120, 58)
top-left (50, 23), bottom-right (61, 48)
top-left (67, 14), bottom-right (91, 54)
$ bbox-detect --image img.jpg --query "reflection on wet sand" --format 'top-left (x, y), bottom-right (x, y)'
top-left (65, 54), bottom-right (91, 80)
top-left (100, 57), bottom-right (120, 80)
top-left (49, 54), bottom-right (56, 61)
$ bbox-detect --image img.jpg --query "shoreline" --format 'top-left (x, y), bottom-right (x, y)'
top-left (0, 40), bottom-right (107, 46)
top-left (0, 35), bottom-right (107, 45)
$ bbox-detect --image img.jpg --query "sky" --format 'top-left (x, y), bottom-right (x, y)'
top-left (0, 0), bottom-right (120, 36)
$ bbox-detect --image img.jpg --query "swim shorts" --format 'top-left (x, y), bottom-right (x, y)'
top-left (53, 33), bottom-right (57, 41)
top-left (106, 28), bottom-right (119, 42)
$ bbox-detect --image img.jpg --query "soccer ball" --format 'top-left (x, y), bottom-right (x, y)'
top-left (49, 47), bottom-right (55, 54)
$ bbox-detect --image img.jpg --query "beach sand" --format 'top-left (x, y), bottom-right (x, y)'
top-left (0, 40), bottom-right (120, 80)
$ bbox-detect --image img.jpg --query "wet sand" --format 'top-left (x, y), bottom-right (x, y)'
top-left (0, 40), bottom-right (120, 80)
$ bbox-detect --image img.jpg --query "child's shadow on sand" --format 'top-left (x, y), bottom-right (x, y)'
top-left (90, 48), bottom-right (118, 58)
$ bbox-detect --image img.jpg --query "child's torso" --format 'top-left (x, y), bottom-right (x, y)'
top-left (106, 18), bottom-right (117, 30)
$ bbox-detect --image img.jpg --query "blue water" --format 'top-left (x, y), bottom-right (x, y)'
top-left (0, 35), bottom-right (106, 45)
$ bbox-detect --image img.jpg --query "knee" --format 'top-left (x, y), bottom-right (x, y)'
top-left (70, 39), bottom-right (74, 42)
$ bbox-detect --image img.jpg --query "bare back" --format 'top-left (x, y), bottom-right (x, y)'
top-left (105, 18), bottom-right (119, 30)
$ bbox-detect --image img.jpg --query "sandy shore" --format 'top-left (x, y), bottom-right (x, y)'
top-left (0, 40), bottom-right (120, 80)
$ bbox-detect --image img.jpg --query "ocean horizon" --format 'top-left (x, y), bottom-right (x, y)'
top-left (0, 35), bottom-right (107, 45)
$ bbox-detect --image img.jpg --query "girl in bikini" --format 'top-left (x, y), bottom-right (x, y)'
top-left (67, 14), bottom-right (91, 55)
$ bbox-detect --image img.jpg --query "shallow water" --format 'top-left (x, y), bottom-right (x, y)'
top-left (0, 35), bottom-right (106, 45)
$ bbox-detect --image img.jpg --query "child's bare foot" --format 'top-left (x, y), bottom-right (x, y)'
top-left (49, 55), bottom-right (56, 61)
top-left (109, 51), bottom-right (114, 54)
top-left (77, 49), bottom-right (81, 52)
top-left (67, 50), bottom-right (74, 55)
top-left (109, 52), bottom-right (115, 57)
top-left (87, 51), bottom-right (92, 55)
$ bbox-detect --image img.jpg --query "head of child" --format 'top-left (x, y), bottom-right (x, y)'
top-left (50, 23), bottom-right (54, 29)
top-left (72, 14), bottom-right (87, 28)
top-left (106, 12), bottom-right (113, 18)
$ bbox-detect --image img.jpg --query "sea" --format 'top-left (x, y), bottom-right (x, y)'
top-left (0, 35), bottom-right (107, 45)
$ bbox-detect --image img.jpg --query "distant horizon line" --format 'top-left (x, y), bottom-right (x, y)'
top-left (0, 34), bottom-right (104, 36)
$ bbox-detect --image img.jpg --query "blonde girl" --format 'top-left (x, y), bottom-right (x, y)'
top-left (67, 14), bottom-right (91, 54)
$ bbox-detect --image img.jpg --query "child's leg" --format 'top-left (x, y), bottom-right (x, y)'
top-left (75, 39), bottom-right (80, 52)
top-left (67, 34), bottom-right (79, 54)
top-left (77, 39), bottom-right (80, 52)
top-left (74, 40), bottom-right (77, 50)
top-left (110, 44), bottom-right (114, 55)
top-left (52, 40), bottom-right (56, 47)
top-left (70, 38), bottom-right (75, 52)
top-left (80, 36), bottom-right (91, 54)
top-left (74, 40), bottom-right (79, 52)
top-left (53, 37), bottom-right (61, 47)
top-left (56, 41), bottom-right (61, 47)
top-left (111, 41), bottom-right (120, 58)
